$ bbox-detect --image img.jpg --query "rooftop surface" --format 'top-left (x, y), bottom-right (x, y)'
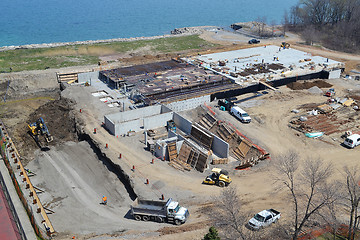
top-left (99, 60), bottom-right (239, 104)
top-left (187, 45), bottom-right (343, 84)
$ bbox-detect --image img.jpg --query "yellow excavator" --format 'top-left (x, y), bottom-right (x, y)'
top-left (280, 42), bottom-right (290, 49)
top-left (28, 117), bottom-right (53, 147)
top-left (203, 168), bottom-right (232, 187)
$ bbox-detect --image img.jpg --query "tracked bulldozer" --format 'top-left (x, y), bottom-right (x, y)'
top-left (28, 117), bottom-right (53, 148)
top-left (203, 168), bottom-right (232, 187)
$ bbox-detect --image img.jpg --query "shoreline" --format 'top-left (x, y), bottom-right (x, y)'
top-left (0, 26), bottom-right (216, 52)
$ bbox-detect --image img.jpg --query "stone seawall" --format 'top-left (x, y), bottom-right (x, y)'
top-left (0, 26), bottom-right (212, 52)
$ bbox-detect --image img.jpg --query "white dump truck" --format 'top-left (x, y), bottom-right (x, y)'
top-left (247, 209), bottom-right (281, 230)
top-left (130, 198), bottom-right (189, 225)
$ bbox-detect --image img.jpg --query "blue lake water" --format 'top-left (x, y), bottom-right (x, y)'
top-left (0, 0), bottom-right (298, 47)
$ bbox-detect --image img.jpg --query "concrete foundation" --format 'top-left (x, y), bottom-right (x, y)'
top-left (104, 105), bottom-right (173, 136)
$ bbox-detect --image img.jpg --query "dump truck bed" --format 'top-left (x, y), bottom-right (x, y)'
top-left (131, 198), bottom-right (170, 217)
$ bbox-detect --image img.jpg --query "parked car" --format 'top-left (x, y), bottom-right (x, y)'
top-left (248, 39), bottom-right (260, 44)
top-left (230, 106), bottom-right (251, 123)
top-left (343, 134), bottom-right (360, 148)
top-left (247, 209), bottom-right (281, 230)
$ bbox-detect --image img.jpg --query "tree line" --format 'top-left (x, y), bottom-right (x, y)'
top-left (285, 0), bottom-right (360, 52)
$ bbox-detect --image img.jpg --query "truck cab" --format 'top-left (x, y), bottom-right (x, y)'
top-left (167, 201), bottom-right (189, 223)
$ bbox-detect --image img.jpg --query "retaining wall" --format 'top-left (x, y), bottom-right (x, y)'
top-left (173, 113), bottom-right (192, 135)
top-left (165, 95), bottom-right (210, 112)
top-left (211, 135), bottom-right (229, 159)
top-left (212, 70), bottom-right (331, 100)
top-left (105, 105), bottom-right (173, 136)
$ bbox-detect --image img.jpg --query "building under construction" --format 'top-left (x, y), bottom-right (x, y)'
top-left (99, 46), bottom-right (343, 111)
top-left (99, 60), bottom-right (239, 108)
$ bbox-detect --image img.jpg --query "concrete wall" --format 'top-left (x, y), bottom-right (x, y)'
top-left (166, 95), bottom-right (211, 112)
top-left (104, 116), bottom-right (116, 135)
top-left (173, 113), bottom-right (192, 135)
top-left (211, 135), bottom-right (229, 159)
top-left (78, 71), bottom-right (99, 84)
top-left (105, 105), bottom-right (173, 135)
top-left (144, 112), bottom-right (173, 130)
top-left (106, 105), bottom-right (162, 123)
top-left (161, 105), bottom-right (172, 113)
top-left (116, 119), bottom-right (143, 136)
top-left (328, 69), bottom-right (341, 79)
top-left (154, 137), bottom-right (178, 160)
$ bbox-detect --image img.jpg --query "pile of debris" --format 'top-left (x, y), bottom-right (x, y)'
top-left (289, 93), bottom-right (360, 137)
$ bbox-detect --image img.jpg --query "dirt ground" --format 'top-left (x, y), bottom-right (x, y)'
top-left (1, 30), bottom-right (360, 240)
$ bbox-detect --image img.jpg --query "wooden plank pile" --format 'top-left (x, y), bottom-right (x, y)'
top-left (235, 154), bottom-right (270, 169)
top-left (212, 158), bottom-right (229, 165)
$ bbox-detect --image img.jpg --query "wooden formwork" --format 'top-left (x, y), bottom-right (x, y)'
top-left (233, 138), bottom-right (252, 160)
top-left (167, 141), bottom-right (178, 162)
top-left (198, 112), bottom-right (217, 130)
top-left (190, 123), bottom-right (214, 150)
top-left (217, 123), bottom-right (235, 142)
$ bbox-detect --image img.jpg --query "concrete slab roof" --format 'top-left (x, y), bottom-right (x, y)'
top-left (186, 45), bottom-right (344, 85)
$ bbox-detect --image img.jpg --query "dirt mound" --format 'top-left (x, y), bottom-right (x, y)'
top-left (15, 97), bottom-right (78, 163)
top-left (287, 80), bottom-right (332, 90)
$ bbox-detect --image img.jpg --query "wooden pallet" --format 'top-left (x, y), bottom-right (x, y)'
top-left (167, 141), bottom-right (178, 161)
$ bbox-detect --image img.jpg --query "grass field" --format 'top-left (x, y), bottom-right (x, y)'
top-left (0, 35), bottom-right (217, 72)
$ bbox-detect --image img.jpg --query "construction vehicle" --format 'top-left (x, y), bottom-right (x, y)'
top-left (167, 120), bottom-right (176, 132)
top-left (203, 168), bottom-right (232, 187)
top-left (130, 198), bottom-right (189, 225)
top-left (325, 88), bottom-right (335, 97)
top-left (28, 117), bottom-right (53, 147)
top-left (280, 42), bottom-right (290, 49)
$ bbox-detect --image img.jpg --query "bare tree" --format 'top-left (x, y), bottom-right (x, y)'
top-left (211, 186), bottom-right (260, 240)
top-left (343, 166), bottom-right (360, 240)
top-left (315, 181), bottom-right (342, 240)
top-left (283, 9), bottom-right (290, 36)
top-left (274, 151), bottom-right (336, 240)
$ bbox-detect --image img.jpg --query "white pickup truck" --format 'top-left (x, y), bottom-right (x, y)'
top-left (247, 209), bottom-right (281, 230)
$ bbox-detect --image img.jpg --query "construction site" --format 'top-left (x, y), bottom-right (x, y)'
top-left (1, 37), bottom-right (360, 240)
